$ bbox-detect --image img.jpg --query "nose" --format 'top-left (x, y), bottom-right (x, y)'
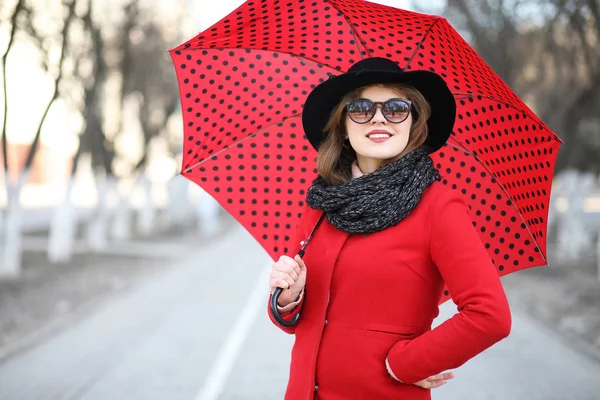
top-left (370, 104), bottom-right (387, 124)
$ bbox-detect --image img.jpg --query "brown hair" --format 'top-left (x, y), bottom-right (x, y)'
top-left (316, 83), bottom-right (432, 185)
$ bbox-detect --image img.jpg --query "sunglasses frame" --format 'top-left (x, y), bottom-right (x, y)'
top-left (346, 98), bottom-right (412, 124)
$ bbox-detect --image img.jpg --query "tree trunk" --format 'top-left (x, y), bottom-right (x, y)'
top-left (0, 170), bottom-right (28, 277)
top-left (110, 178), bottom-right (133, 241)
top-left (1, 0), bottom-right (77, 274)
top-left (86, 171), bottom-right (115, 251)
top-left (1, 0), bottom-right (25, 201)
top-left (547, 171), bottom-right (566, 243)
top-left (136, 174), bottom-right (155, 236)
top-left (197, 189), bottom-right (221, 236)
top-left (163, 176), bottom-right (193, 229)
top-left (555, 169), bottom-right (596, 264)
top-left (0, 1), bottom-right (25, 277)
top-left (0, 169), bottom-right (9, 239)
top-left (597, 226), bottom-right (600, 282)
top-left (47, 105), bottom-right (88, 264)
top-left (47, 176), bottom-right (77, 263)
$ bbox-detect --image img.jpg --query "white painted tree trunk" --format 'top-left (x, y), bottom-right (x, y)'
top-left (197, 189), bottom-right (221, 236)
top-left (0, 177), bottom-right (4, 256)
top-left (556, 169), bottom-right (595, 263)
top-left (111, 188), bottom-right (133, 241)
top-left (163, 176), bottom-right (193, 228)
top-left (547, 172), bottom-right (564, 242)
top-left (86, 173), bottom-right (115, 251)
top-left (136, 176), bottom-right (155, 236)
top-left (47, 177), bottom-right (77, 263)
top-left (0, 209), bottom-right (3, 251)
top-left (0, 171), bottom-right (28, 277)
top-left (597, 227), bottom-right (600, 282)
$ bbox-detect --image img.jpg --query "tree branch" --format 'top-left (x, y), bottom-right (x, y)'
top-left (18, 6), bottom-right (48, 70)
top-left (79, 0), bottom-right (113, 174)
top-left (448, 0), bottom-right (491, 47)
top-left (23, 0), bottom-right (78, 170)
top-left (587, 0), bottom-right (600, 39)
top-left (569, 8), bottom-right (595, 77)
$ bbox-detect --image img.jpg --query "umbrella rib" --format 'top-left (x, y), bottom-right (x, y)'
top-left (286, 53), bottom-right (333, 80)
top-left (181, 113), bottom-right (303, 174)
top-left (325, 0), bottom-right (367, 61)
top-left (177, 47), bottom-right (349, 173)
top-left (183, 46), bottom-right (345, 79)
top-left (444, 139), bottom-right (472, 155)
top-left (178, 46), bottom-right (334, 168)
top-left (403, 17), bottom-right (444, 70)
top-left (451, 91), bottom-right (564, 145)
top-left (447, 137), bottom-right (550, 267)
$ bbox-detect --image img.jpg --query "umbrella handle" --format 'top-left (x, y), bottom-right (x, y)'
top-left (270, 287), bottom-right (301, 327)
top-left (269, 212), bottom-right (325, 328)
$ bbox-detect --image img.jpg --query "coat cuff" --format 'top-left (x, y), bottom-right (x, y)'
top-left (385, 357), bottom-right (402, 382)
top-left (276, 288), bottom-right (304, 313)
top-left (386, 340), bottom-right (415, 383)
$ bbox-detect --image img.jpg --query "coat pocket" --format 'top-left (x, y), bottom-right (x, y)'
top-left (364, 324), bottom-right (420, 340)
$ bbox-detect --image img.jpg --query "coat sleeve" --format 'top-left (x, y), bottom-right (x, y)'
top-left (266, 203), bottom-right (310, 334)
top-left (267, 291), bottom-right (306, 334)
top-left (386, 189), bottom-right (512, 384)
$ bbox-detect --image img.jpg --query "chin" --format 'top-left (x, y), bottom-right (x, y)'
top-left (359, 149), bottom-right (404, 160)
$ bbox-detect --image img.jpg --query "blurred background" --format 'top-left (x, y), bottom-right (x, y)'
top-left (0, 0), bottom-right (599, 399)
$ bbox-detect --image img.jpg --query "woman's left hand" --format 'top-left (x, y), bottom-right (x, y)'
top-left (386, 358), bottom-right (455, 388)
top-left (412, 372), bottom-right (455, 389)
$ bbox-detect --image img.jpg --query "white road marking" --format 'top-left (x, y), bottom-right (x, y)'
top-left (195, 262), bottom-right (272, 400)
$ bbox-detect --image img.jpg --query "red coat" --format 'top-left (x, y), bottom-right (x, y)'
top-left (268, 181), bottom-right (512, 400)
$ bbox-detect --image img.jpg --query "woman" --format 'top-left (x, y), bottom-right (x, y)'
top-left (267, 57), bottom-right (512, 400)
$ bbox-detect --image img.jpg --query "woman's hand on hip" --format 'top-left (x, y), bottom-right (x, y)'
top-left (269, 255), bottom-right (307, 307)
top-left (412, 372), bottom-right (455, 389)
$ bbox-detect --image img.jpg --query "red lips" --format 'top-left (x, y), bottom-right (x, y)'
top-left (366, 129), bottom-right (393, 137)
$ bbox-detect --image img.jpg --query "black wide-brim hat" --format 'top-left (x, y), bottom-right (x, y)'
top-left (302, 57), bottom-right (456, 153)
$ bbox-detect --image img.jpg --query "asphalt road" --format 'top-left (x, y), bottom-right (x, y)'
top-left (1, 225), bottom-right (600, 400)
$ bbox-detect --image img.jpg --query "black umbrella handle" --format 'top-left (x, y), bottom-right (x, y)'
top-left (270, 287), bottom-right (301, 327)
top-left (270, 212), bottom-right (326, 329)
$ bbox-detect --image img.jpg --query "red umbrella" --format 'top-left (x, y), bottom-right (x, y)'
top-left (169, 0), bottom-right (562, 304)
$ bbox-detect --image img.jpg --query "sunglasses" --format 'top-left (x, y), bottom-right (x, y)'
top-left (346, 98), bottom-right (412, 124)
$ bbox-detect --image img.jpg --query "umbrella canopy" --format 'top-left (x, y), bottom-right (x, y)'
top-left (170, 0), bottom-right (562, 302)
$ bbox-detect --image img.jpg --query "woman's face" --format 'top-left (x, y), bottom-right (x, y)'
top-left (345, 85), bottom-right (412, 172)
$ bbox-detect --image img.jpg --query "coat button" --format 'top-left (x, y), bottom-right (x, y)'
top-left (315, 383), bottom-right (319, 392)
top-left (324, 319), bottom-right (328, 326)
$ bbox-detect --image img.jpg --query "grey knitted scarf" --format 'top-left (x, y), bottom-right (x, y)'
top-left (306, 148), bottom-right (440, 234)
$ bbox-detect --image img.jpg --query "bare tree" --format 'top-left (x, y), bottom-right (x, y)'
top-left (0, 0), bottom-right (77, 276)
top-left (0, 0), bottom-right (26, 276)
top-left (1, 0), bottom-right (26, 191)
top-left (553, 0), bottom-right (600, 172)
top-left (103, 4), bottom-right (186, 239)
top-left (48, 0), bottom-right (110, 261)
top-left (439, 0), bottom-right (599, 173)
top-left (130, 22), bottom-right (182, 235)
top-left (420, 0), bottom-right (600, 265)
top-left (79, 0), bottom-right (117, 251)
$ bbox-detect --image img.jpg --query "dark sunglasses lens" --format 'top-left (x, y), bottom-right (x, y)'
top-left (383, 100), bottom-right (411, 122)
top-left (347, 100), bottom-right (374, 123)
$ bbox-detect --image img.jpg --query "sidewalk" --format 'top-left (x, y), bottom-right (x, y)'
top-left (0, 224), bottom-right (269, 400)
top-left (1, 225), bottom-right (600, 399)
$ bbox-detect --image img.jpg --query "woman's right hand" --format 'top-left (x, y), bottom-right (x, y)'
top-left (269, 254), bottom-right (307, 307)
